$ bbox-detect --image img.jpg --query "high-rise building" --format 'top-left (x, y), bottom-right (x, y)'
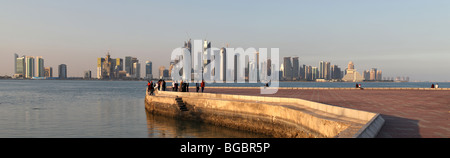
top-left (36, 56), bottom-right (44, 77)
top-left (363, 70), bottom-right (370, 81)
top-left (292, 57), bottom-right (299, 80)
top-left (25, 56), bottom-right (35, 78)
top-left (98, 53), bottom-right (124, 79)
top-left (319, 61), bottom-right (324, 79)
top-left (305, 65), bottom-right (312, 81)
top-left (283, 57), bottom-right (293, 80)
top-left (370, 68), bottom-right (377, 81)
top-left (124, 56), bottom-right (132, 75)
top-left (58, 64), bottom-right (67, 79)
top-left (331, 65), bottom-right (342, 80)
top-left (44, 67), bottom-right (53, 77)
top-left (159, 66), bottom-right (166, 79)
top-left (319, 61), bottom-right (331, 80)
top-left (312, 67), bottom-right (318, 80)
top-left (15, 56), bottom-right (25, 77)
top-left (145, 61), bottom-right (153, 79)
top-left (133, 62), bottom-right (141, 79)
top-left (376, 70), bottom-right (382, 81)
top-left (97, 58), bottom-right (104, 79)
top-left (324, 62), bottom-right (331, 80)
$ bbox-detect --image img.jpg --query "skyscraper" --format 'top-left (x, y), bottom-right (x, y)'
top-left (363, 70), bottom-right (370, 81)
top-left (324, 61), bottom-right (331, 80)
top-left (15, 56), bottom-right (25, 77)
top-left (25, 56), bottom-right (35, 78)
top-left (312, 67), bottom-right (318, 80)
top-left (283, 57), bottom-right (292, 80)
top-left (124, 56), bottom-right (132, 75)
top-left (370, 68), bottom-right (377, 81)
top-left (133, 62), bottom-right (141, 79)
top-left (376, 70), bottom-right (382, 81)
top-left (36, 56), bottom-right (44, 77)
top-left (292, 57), bottom-right (299, 80)
top-left (146, 61), bottom-right (153, 79)
top-left (319, 61), bottom-right (324, 79)
top-left (58, 64), bottom-right (67, 79)
top-left (97, 58), bottom-right (104, 79)
top-left (331, 65), bottom-right (342, 80)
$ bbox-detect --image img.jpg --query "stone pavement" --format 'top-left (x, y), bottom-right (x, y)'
top-left (189, 88), bottom-right (450, 138)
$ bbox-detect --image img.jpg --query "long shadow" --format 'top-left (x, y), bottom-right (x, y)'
top-left (376, 114), bottom-right (421, 138)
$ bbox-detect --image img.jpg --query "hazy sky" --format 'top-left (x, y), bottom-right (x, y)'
top-left (1, 0), bottom-right (449, 81)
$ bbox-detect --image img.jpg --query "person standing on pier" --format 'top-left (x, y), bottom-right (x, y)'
top-left (196, 83), bottom-right (200, 92)
top-left (201, 80), bottom-right (205, 93)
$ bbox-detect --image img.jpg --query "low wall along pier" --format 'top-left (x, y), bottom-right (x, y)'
top-left (145, 90), bottom-right (385, 138)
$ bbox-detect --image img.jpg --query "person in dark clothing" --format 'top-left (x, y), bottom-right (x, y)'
top-left (431, 84), bottom-right (435, 88)
top-left (147, 81), bottom-right (151, 94)
top-left (196, 83), bottom-right (200, 92)
top-left (148, 81), bottom-right (154, 95)
top-left (162, 80), bottom-right (166, 91)
top-left (186, 83), bottom-right (189, 92)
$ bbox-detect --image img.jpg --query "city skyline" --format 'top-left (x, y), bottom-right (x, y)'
top-left (1, 1), bottom-right (450, 81)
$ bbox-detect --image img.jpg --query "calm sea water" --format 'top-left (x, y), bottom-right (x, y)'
top-left (0, 80), bottom-right (265, 138)
top-left (0, 80), bottom-right (447, 138)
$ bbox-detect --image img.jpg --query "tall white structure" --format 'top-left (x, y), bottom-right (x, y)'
top-left (219, 47), bottom-right (226, 82)
top-left (133, 62), bottom-right (140, 79)
top-left (36, 56), bottom-right (44, 77)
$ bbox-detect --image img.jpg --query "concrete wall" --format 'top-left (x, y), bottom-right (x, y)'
top-left (145, 91), bottom-right (384, 138)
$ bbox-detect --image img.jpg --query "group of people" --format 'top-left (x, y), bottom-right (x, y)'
top-left (355, 83), bottom-right (363, 89)
top-left (147, 80), bottom-right (205, 95)
top-left (431, 83), bottom-right (440, 88)
top-left (147, 79), bottom-right (167, 95)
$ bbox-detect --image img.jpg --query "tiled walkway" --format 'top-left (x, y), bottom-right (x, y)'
top-left (193, 88), bottom-right (450, 138)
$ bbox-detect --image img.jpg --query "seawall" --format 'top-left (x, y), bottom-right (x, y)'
top-left (145, 90), bottom-right (384, 138)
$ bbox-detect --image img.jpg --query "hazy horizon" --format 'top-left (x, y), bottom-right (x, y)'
top-left (1, 0), bottom-right (449, 81)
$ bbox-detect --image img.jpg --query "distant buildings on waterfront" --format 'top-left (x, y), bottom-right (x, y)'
top-left (281, 59), bottom-right (392, 82)
top-left (97, 52), bottom-right (147, 80)
top-left (13, 53), bottom-right (67, 79)
top-left (11, 41), bottom-right (411, 82)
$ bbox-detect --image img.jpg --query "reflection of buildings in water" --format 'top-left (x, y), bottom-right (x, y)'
top-left (145, 110), bottom-right (268, 138)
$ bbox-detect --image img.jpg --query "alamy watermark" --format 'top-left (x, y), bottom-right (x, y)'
top-left (170, 39), bottom-right (279, 94)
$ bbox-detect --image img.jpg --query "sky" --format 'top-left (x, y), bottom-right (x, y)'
top-left (1, 0), bottom-right (450, 81)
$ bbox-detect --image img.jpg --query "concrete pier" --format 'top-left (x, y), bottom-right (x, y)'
top-left (145, 90), bottom-right (385, 138)
top-left (201, 87), bottom-right (450, 138)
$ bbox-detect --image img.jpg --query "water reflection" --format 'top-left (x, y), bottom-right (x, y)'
top-left (145, 110), bottom-right (269, 138)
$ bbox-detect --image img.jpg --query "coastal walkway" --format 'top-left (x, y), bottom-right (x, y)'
top-left (147, 89), bottom-right (385, 138)
top-left (197, 87), bottom-right (450, 138)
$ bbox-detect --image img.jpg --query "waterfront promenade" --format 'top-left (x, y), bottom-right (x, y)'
top-left (192, 87), bottom-right (449, 138)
